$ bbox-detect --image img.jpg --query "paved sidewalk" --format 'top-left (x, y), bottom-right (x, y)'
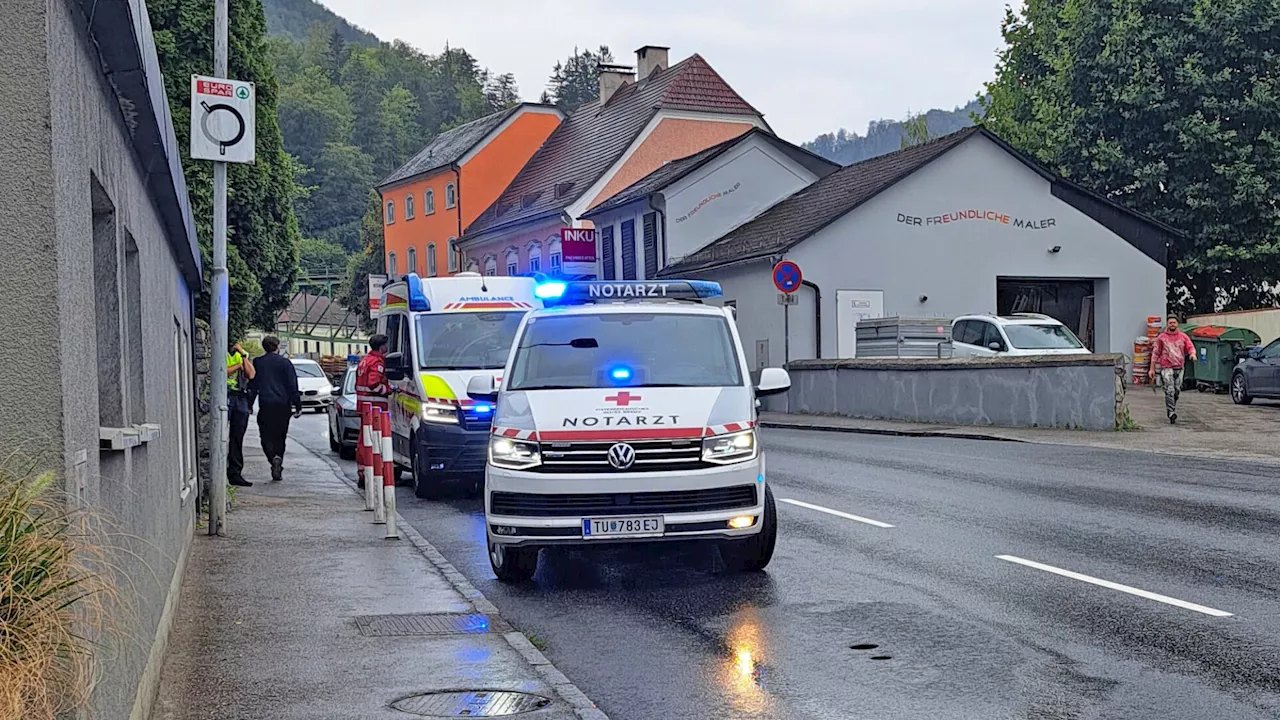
top-left (150, 423), bottom-right (605, 720)
top-left (762, 387), bottom-right (1280, 466)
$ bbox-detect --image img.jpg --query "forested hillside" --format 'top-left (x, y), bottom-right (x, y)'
top-left (806, 99), bottom-right (984, 165)
top-left (262, 0), bottom-right (377, 45)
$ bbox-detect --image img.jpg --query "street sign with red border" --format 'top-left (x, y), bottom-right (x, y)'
top-left (773, 260), bottom-right (802, 294)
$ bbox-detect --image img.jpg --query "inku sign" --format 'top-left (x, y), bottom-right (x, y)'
top-left (560, 228), bottom-right (597, 276)
top-left (897, 210), bottom-right (1057, 231)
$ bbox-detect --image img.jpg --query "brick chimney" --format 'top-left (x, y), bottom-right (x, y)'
top-left (598, 63), bottom-right (635, 105)
top-left (635, 45), bottom-right (670, 80)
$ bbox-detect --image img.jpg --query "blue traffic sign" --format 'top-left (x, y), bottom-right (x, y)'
top-left (773, 261), bottom-right (802, 294)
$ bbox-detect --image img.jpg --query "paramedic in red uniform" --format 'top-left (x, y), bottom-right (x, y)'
top-left (355, 333), bottom-right (392, 487)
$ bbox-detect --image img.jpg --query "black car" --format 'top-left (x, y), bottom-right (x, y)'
top-left (1230, 338), bottom-right (1280, 404)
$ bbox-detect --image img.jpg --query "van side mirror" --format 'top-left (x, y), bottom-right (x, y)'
top-left (467, 375), bottom-right (499, 403)
top-left (755, 367), bottom-right (791, 397)
top-left (385, 352), bottom-right (406, 381)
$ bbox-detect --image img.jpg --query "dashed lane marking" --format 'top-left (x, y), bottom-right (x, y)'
top-left (779, 498), bottom-right (895, 528)
top-left (996, 555), bottom-right (1234, 618)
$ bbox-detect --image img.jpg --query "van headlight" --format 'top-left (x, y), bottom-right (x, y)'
top-left (422, 401), bottom-right (460, 424)
top-left (701, 429), bottom-right (758, 465)
top-left (489, 437), bottom-right (541, 470)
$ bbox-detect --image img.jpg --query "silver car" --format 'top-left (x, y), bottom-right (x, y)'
top-left (327, 366), bottom-right (359, 459)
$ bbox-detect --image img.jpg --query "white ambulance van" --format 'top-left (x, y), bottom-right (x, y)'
top-left (379, 272), bottom-right (541, 498)
top-left (466, 279), bottom-right (792, 582)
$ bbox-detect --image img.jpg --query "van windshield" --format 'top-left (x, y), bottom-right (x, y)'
top-left (416, 312), bottom-right (525, 370)
top-left (508, 312), bottom-right (743, 391)
top-left (1004, 324), bottom-right (1084, 350)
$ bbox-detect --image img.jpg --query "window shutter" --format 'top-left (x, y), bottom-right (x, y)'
top-left (621, 219), bottom-right (636, 280)
top-left (642, 213), bottom-right (658, 279)
top-left (600, 225), bottom-right (615, 280)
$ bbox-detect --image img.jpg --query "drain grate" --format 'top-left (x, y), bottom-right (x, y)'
top-left (355, 613), bottom-right (512, 637)
top-left (391, 690), bottom-right (551, 717)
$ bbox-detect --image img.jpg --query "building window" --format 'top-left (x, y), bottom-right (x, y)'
top-left (385, 200), bottom-right (395, 224)
top-left (407, 246), bottom-right (417, 275)
top-left (549, 239), bottom-right (562, 275)
top-left (483, 256), bottom-right (497, 276)
top-left (425, 189), bottom-right (435, 215)
top-left (388, 252), bottom-right (398, 277)
top-left (427, 243), bottom-right (438, 276)
top-left (405, 194), bottom-right (415, 220)
top-left (529, 255), bottom-right (541, 273)
top-left (448, 238), bottom-right (459, 272)
top-left (506, 248), bottom-right (519, 277)
top-left (445, 183), bottom-right (456, 209)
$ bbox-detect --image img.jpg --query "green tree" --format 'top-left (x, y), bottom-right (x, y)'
top-left (375, 86), bottom-right (422, 171)
top-left (299, 236), bottom-right (349, 275)
top-left (900, 112), bottom-right (932, 149)
top-left (544, 46), bottom-right (614, 113)
top-left (983, 0), bottom-right (1280, 313)
top-left (149, 0), bottom-right (301, 337)
top-left (341, 191), bottom-right (387, 330)
top-left (278, 66), bottom-right (355, 167)
top-left (484, 72), bottom-right (521, 112)
top-left (299, 143), bottom-right (376, 249)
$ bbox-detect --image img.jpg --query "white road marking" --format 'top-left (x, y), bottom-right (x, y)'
top-left (995, 555), bottom-right (1234, 618)
top-left (779, 498), bottom-right (895, 528)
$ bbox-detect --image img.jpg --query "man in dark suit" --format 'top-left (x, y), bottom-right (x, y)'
top-left (251, 335), bottom-right (302, 482)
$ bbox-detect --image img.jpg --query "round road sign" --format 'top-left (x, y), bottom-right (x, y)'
top-left (773, 260), bottom-right (802, 294)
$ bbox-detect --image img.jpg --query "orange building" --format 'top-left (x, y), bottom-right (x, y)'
top-left (460, 46), bottom-right (770, 278)
top-left (377, 103), bottom-right (563, 278)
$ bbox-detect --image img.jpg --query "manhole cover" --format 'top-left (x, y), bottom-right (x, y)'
top-left (354, 613), bottom-right (512, 637)
top-left (391, 690), bottom-right (550, 717)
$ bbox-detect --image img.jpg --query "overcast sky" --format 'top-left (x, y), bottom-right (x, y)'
top-left (321, 0), bottom-right (1016, 142)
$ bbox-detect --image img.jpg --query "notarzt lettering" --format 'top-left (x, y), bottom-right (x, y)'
top-left (563, 415), bottom-right (680, 427)
top-left (588, 283), bottom-right (670, 298)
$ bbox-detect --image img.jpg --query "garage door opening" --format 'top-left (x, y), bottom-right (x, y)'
top-left (997, 278), bottom-right (1096, 351)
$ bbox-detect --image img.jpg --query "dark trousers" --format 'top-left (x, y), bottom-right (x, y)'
top-left (257, 404), bottom-right (294, 461)
top-left (227, 398), bottom-right (251, 482)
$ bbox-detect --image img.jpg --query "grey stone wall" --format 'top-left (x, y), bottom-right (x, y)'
top-left (777, 355), bottom-right (1126, 431)
top-left (196, 319), bottom-right (212, 498)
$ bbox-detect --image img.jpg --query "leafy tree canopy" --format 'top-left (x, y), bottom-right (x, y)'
top-left (542, 46), bottom-right (614, 113)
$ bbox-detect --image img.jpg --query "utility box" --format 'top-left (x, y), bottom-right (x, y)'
top-left (855, 317), bottom-right (953, 358)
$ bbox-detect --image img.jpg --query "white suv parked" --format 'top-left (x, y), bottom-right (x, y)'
top-left (951, 314), bottom-right (1091, 357)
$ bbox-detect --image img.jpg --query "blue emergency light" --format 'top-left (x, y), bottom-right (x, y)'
top-left (610, 367), bottom-right (632, 380)
top-left (533, 279), bottom-right (722, 305)
top-left (405, 273), bottom-right (431, 311)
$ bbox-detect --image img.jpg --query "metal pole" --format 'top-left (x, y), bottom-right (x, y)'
top-left (783, 302), bottom-right (791, 365)
top-left (208, 0), bottom-right (230, 536)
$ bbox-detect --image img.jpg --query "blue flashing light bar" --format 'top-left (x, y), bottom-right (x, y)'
top-left (610, 367), bottom-right (632, 380)
top-left (406, 273), bottom-right (431, 311)
top-left (537, 280), bottom-right (723, 305)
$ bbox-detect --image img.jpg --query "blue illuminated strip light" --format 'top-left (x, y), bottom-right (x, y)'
top-left (535, 280), bottom-right (722, 305)
top-left (406, 273), bottom-right (431, 311)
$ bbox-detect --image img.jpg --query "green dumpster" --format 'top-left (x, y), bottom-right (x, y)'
top-left (1180, 325), bottom-right (1262, 392)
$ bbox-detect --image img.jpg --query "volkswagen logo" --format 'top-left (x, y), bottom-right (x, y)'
top-left (607, 443), bottom-right (636, 470)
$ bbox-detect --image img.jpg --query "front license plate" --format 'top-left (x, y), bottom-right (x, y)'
top-left (582, 516), bottom-right (664, 539)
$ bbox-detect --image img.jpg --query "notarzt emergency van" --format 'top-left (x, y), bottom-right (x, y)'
top-left (379, 272), bottom-right (541, 498)
top-left (467, 279), bottom-right (792, 582)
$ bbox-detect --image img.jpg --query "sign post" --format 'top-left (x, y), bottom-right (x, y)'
top-left (772, 261), bottom-right (803, 365)
top-left (195, 9), bottom-right (257, 536)
top-left (368, 274), bottom-right (388, 320)
top-left (560, 228), bottom-right (598, 277)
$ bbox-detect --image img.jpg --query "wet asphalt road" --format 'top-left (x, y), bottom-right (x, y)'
top-left (294, 413), bottom-right (1280, 719)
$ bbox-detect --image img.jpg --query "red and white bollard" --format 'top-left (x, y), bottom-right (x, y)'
top-left (381, 410), bottom-right (398, 540)
top-left (359, 404), bottom-right (375, 511)
top-left (371, 408), bottom-right (387, 525)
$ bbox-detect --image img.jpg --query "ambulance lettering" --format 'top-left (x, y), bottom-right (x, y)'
top-left (458, 295), bottom-right (516, 301)
top-left (562, 416), bottom-right (680, 427)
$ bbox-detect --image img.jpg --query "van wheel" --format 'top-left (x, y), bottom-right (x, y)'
top-left (412, 436), bottom-right (444, 499)
top-left (720, 485), bottom-right (777, 573)
top-left (489, 537), bottom-right (538, 583)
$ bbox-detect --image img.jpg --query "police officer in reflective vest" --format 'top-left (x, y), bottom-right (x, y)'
top-left (226, 342), bottom-right (256, 487)
top-left (355, 334), bottom-right (391, 487)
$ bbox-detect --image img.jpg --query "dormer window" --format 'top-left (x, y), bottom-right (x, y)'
top-left (555, 182), bottom-right (575, 199)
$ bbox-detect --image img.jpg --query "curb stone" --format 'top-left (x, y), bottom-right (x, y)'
top-left (760, 419), bottom-right (1027, 444)
top-left (306, 443), bottom-right (611, 720)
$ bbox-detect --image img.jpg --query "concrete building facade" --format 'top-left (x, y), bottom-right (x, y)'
top-left (0, 0), bottom-right (201, 717)
top-left (663, 129), bottom-right (1177, 368)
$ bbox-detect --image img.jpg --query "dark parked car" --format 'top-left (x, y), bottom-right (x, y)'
top-left (327, 366), bottom-right (359, 459)
top-left (1231, 338), bottom-right (1280, 404)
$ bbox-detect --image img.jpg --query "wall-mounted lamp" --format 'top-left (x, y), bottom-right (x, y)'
top-left (918, 295), bottom-right (928, 303)
top-left (1049, 245), bottom-right (1062, 254)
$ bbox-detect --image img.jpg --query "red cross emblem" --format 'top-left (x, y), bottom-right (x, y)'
top-left (605, 391), bottom-right (642, 407)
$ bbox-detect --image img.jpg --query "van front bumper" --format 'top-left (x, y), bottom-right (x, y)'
top-left (416, 422), bottom-right (489, 477)
top-left (485, 457), bottom-right (766, 547)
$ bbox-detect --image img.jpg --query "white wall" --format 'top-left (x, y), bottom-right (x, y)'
top-left (704, 134), bottom-right (1167, 362)
top-left (663, 134), bottom-right (819, 262)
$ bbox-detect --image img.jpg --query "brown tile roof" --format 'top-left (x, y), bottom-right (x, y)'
top-left (661, 126), bottom-right (1180, 275)
top-left (464, 54), bottom-right (762, 240)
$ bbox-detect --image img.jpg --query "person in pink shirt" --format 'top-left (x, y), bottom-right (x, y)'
top-left (1148, 315), bottom-right (1196, 423)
